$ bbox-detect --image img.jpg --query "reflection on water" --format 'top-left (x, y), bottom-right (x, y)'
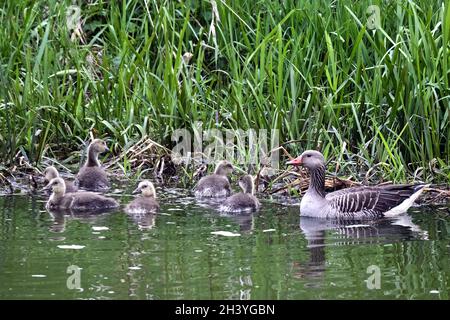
top-left (297, 215), bottom-right (429, 286)
top-left (0, 189), bottom-right (449, 300)
top-left (300, 214), bottom-right (428, 247)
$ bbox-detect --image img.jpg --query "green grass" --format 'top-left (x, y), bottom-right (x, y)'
top-left (0, 0), bottom-right (449, 182)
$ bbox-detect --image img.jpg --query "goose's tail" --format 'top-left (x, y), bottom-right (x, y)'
top-left (383, 183), bottom-right (429, 217)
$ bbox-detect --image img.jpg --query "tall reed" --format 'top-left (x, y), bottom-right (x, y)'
top-left (0, 0), bottom-right (448, 181)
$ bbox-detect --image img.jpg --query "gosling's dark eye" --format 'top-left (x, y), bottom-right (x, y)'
top-left (307, 155), bottom-right (312, 157)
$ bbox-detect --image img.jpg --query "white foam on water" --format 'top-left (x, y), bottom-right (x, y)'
top-left (57, 245), bottom-right (85, 250)
top-left (430, 290), bottom-right (439, 294)
top-left (211, 231), bottom-right (241, 237)
top-left (92, 226), bottom-right (109, 231)
top-left (129, 266), bottom-right (141, 270)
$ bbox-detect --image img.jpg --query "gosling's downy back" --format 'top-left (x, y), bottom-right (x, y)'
top-left (219, 175), bottom-right (261, 214)
top-left (44, 177), bottom-right (118, 212)
top-left (195, 161), bottom-right (234, 198)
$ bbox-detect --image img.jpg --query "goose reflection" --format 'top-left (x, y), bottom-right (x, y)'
top-left (48, 210), bottom-right (66, 233)
top-left (221, 213), bottom-right (254, 233)
top-left (294, 213), bottom-right (428, 282)
top-left (127, 212), bottom-right (157, 230)
top-left (47, 208), bottom-right (115, 233)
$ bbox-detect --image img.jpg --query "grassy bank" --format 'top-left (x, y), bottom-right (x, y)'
top-left (1, 0), bottom-right (449, 183)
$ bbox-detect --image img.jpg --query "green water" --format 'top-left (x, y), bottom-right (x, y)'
top-left (0, 188), bottom-right (449, 300)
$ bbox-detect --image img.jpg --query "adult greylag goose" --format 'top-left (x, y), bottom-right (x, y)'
top-left (194, 160), bottom-right (233, 198)
top-left (75, 139), bottom-right (110, 191)
top-left (287, 150), bottom-right (427, 219)
top-left (44, 177), bottom-right (119, 211)
top-left (125, 180), bottom-right (160, 214)
top-left (219, 175), bottom-right (261, 213)
top-left (44, 166), bottom-right (78, 193)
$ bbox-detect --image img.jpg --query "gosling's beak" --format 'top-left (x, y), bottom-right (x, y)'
top-left (132, 187), bottom-right (141, 195)
top-left (42, 182), bottom-right (52, 191)
top-left (104, 146), bottom-right (110, 152)
top-left (286, 156), bottom-right (303, 166)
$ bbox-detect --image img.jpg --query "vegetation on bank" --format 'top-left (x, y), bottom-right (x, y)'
top-left (1, 0), bottom-right (449, 184)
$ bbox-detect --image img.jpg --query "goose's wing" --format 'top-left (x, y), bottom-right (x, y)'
top-left (325, 184), bottom-right (421, 218)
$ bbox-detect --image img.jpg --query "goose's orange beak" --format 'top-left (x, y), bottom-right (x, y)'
top-left (286, 156), bottom-right (303, 166)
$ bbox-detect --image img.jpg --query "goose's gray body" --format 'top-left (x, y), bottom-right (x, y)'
top-left (288, 150), bottom-right (427, 219)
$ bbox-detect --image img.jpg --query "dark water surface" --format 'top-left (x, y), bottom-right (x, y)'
top-left (0, 187), bottom-right (449, 300)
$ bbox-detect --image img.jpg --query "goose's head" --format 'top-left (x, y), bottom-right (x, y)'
top-left (214, 160), bottom-right (233, 175)
top-left (43, 177), bottom-right (66, 195)
top-left (133, 180), bottom-right (156, 198)
top-left (44, 166), bottom-right (59, 182)
top-left (89, 139), bottom-right (109, 154)
top-left (287, 150), bottom-right (325, 170)
top-left (239, 174), bottom-right (255, 195)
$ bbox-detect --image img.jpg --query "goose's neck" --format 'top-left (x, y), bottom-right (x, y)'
top-left (143, 192), bottom-right (156, 199)
top-left (86, 146), bottom-right (100, 167)
top-left (240, 181), bottom-right (255, 195)
top-left (243, 186), bottom-right (254, 195)
top-left (50, 190), bottom-right (64, 202)
top-left (308, 165), bottom-right (326, 198)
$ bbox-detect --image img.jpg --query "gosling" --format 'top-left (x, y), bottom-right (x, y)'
top-left (75, 139), bottom-right (110, 191)
top-left (44, 166), bottom-right (78, 193)
top-left (219, 175), bottom-right (261, 213)
top-left (194, 160), bottom-right (233, 198)
top-left (125, 180), bottom-right (160, 214)
top-left (44, 177), bottom-right (119, 211)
